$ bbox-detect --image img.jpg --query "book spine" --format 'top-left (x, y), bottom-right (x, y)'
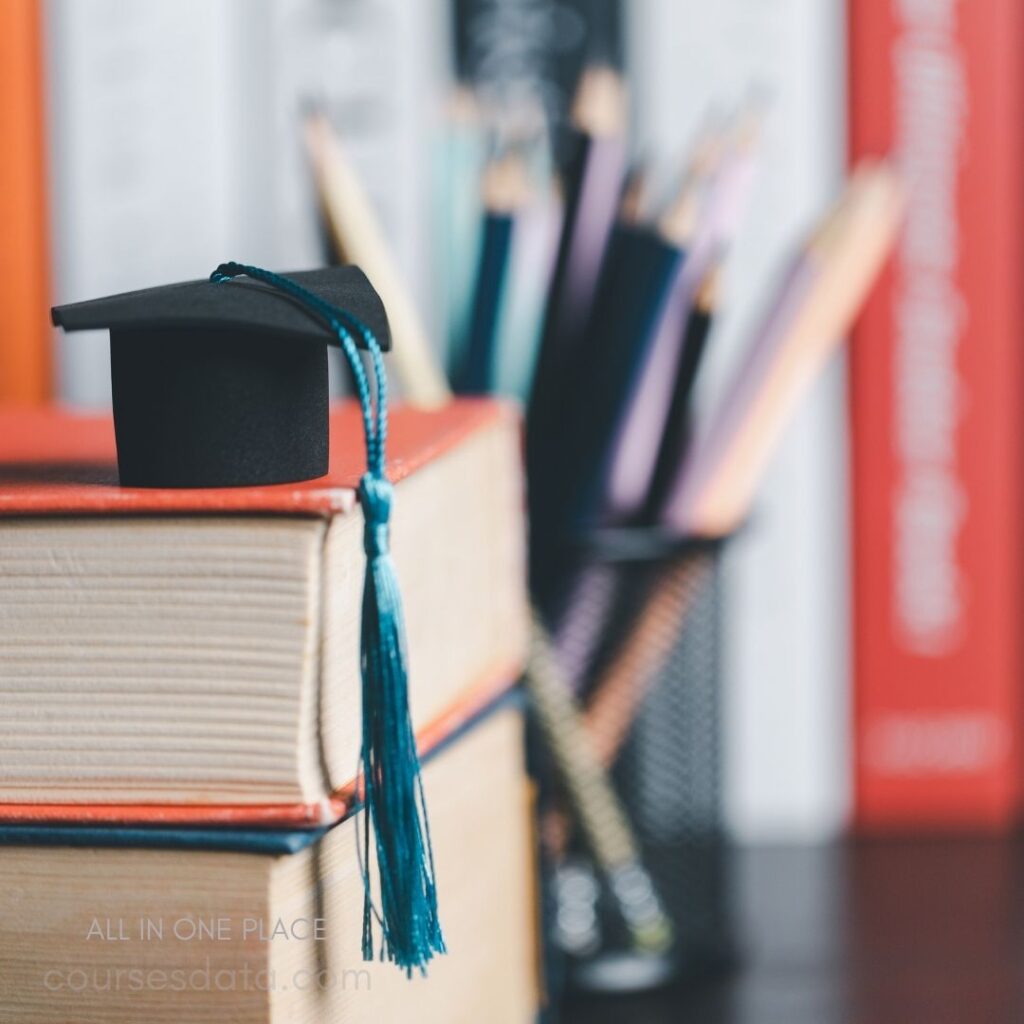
top-left (850, 0), bottom-right (1024, 829)
top-left (628, 0), bottom-right (847, 841)
top-left (0, 0), bottom-right (51, 403)
top-left (46, 0), bottom-right (242, 407)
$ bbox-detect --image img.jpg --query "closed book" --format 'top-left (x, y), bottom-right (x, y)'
top-left (0, 399), bottom-right (527, 825)
top-left (0, 701), bottom-right (539, 1023)
top-left (627, 0), bottom-right (848, 841)
top-left (849, 0), bottom-right (1024, 828)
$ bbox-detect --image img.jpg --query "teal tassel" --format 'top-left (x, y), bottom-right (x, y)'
top-left (359, 473), bottom-right (445, 972)
top-left (210, 262), bottom-right (445, 974)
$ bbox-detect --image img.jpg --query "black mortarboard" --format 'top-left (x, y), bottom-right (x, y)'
top-left (51, 267), bottom-right (391, 489)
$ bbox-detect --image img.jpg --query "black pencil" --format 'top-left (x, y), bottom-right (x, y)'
top-left (526, 68), bottom-right (627, 565)
top-left (642, 268), bottom-right (718, 521)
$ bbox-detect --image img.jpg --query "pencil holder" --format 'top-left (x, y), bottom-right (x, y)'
top-left (534, 529), bottom-right (736, 998)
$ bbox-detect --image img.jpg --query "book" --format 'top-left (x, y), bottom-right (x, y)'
top-left (0, 399), bottom-right (527, 824)
top-left (626, 0), bottom-right (848, 841)
top-left (0, 700), bottom-right (539, 1022)
top-left (849, 0), bottom-right (1024, 828)
top-left (0, 0), bottom-right (51, 403)
top-left (45, 0), bottom-right (248, 407)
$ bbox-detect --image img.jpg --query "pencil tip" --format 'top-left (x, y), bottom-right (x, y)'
top-left (571, 66), bottom-right (627, 138)
top-left (482, 153), bottom-right (531, 212)
top-left (619, 162), bottom-right (650, 224)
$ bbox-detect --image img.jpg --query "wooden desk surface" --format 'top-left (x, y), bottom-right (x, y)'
top-left (562, 837), bottom-right (1024, 1023)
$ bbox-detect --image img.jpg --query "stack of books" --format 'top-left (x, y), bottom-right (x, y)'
top-left (0, 399), bottom-right (538, 1021)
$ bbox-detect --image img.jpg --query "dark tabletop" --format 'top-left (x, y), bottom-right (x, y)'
top-left (560, 836), bottom-right (1024, 1024)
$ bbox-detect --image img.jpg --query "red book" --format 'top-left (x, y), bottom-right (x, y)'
top-left (0, 399), bottom-right (527, 826)
top-left (850, 0), bottom-right (1024, 828)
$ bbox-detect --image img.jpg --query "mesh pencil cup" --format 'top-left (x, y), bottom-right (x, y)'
top-left (536, 529), bottom-right (736, 995)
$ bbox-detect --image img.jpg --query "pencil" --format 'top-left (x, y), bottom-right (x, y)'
top-left (492, 181), bottom-right (562, 401)
top-left (457, 155), bottom-right (527, 393)
top-left (303, 110), bottom-right (451, 408)
top-left (526, 67), bottom-right (627, 530)
top-left (584, 552), bottom-right (716, 766)
top-left (525, 611), bottom-right (674, 955)
top-left (439, 88), bottom-right (487, 379)
top-left (642, 267), bottom-right (719, 521)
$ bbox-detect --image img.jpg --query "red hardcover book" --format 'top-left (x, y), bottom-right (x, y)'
top-left (850, 0), bottom-right (1024, 828)
top-left (0, 399), bottom-right (527, 825)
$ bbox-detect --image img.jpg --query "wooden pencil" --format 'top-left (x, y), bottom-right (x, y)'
top-left (584, 553), bottom-right (715, 766)
top-left (457, 155), bottom-right (528, 393)
top-left (439, 88), bottom-right (487, 379)
top-left (525, 612), bottom-right (674, 954)
top-left (492, 180), bottom-right (562, 401)
top-left (303, 111), bottom-right (451, 408)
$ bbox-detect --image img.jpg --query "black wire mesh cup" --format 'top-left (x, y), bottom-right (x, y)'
top-left (533, 529), bottom-right (736, 997)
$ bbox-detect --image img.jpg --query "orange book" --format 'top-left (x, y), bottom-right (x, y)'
top-left (0, 399), bottom-right (528, 825)
top-left (0, 0), bottom-right (51, 403)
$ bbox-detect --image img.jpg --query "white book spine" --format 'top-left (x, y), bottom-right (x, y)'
top-left (45, 0), bottom-right (241, 407)
top-left (627, 0), bottom-right (848, 842)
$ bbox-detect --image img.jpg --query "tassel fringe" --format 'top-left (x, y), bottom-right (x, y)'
top-left (358, 473), bottom-right (446, 973)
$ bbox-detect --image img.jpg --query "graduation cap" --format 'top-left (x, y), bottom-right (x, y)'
top-left (51, 266), bottom-right (391, 488)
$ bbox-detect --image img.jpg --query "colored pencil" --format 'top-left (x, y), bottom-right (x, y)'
top-left (304, 110), bottom-right (451, 408)
top-left (492, 181), bottom-right (562, 401)
top-left (525, 612), bottom-right (674, 955)
top-left (457, 155), bottom-right (527, 393)
top-left (438, 88), bottom-right (487, 378)
top-left (584, 552), bottom-right (716, 766)
top-left (642, 267), bottom-right (719, 520)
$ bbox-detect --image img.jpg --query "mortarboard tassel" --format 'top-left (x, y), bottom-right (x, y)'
top-left (211, 263), bottom-right (445, 975)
